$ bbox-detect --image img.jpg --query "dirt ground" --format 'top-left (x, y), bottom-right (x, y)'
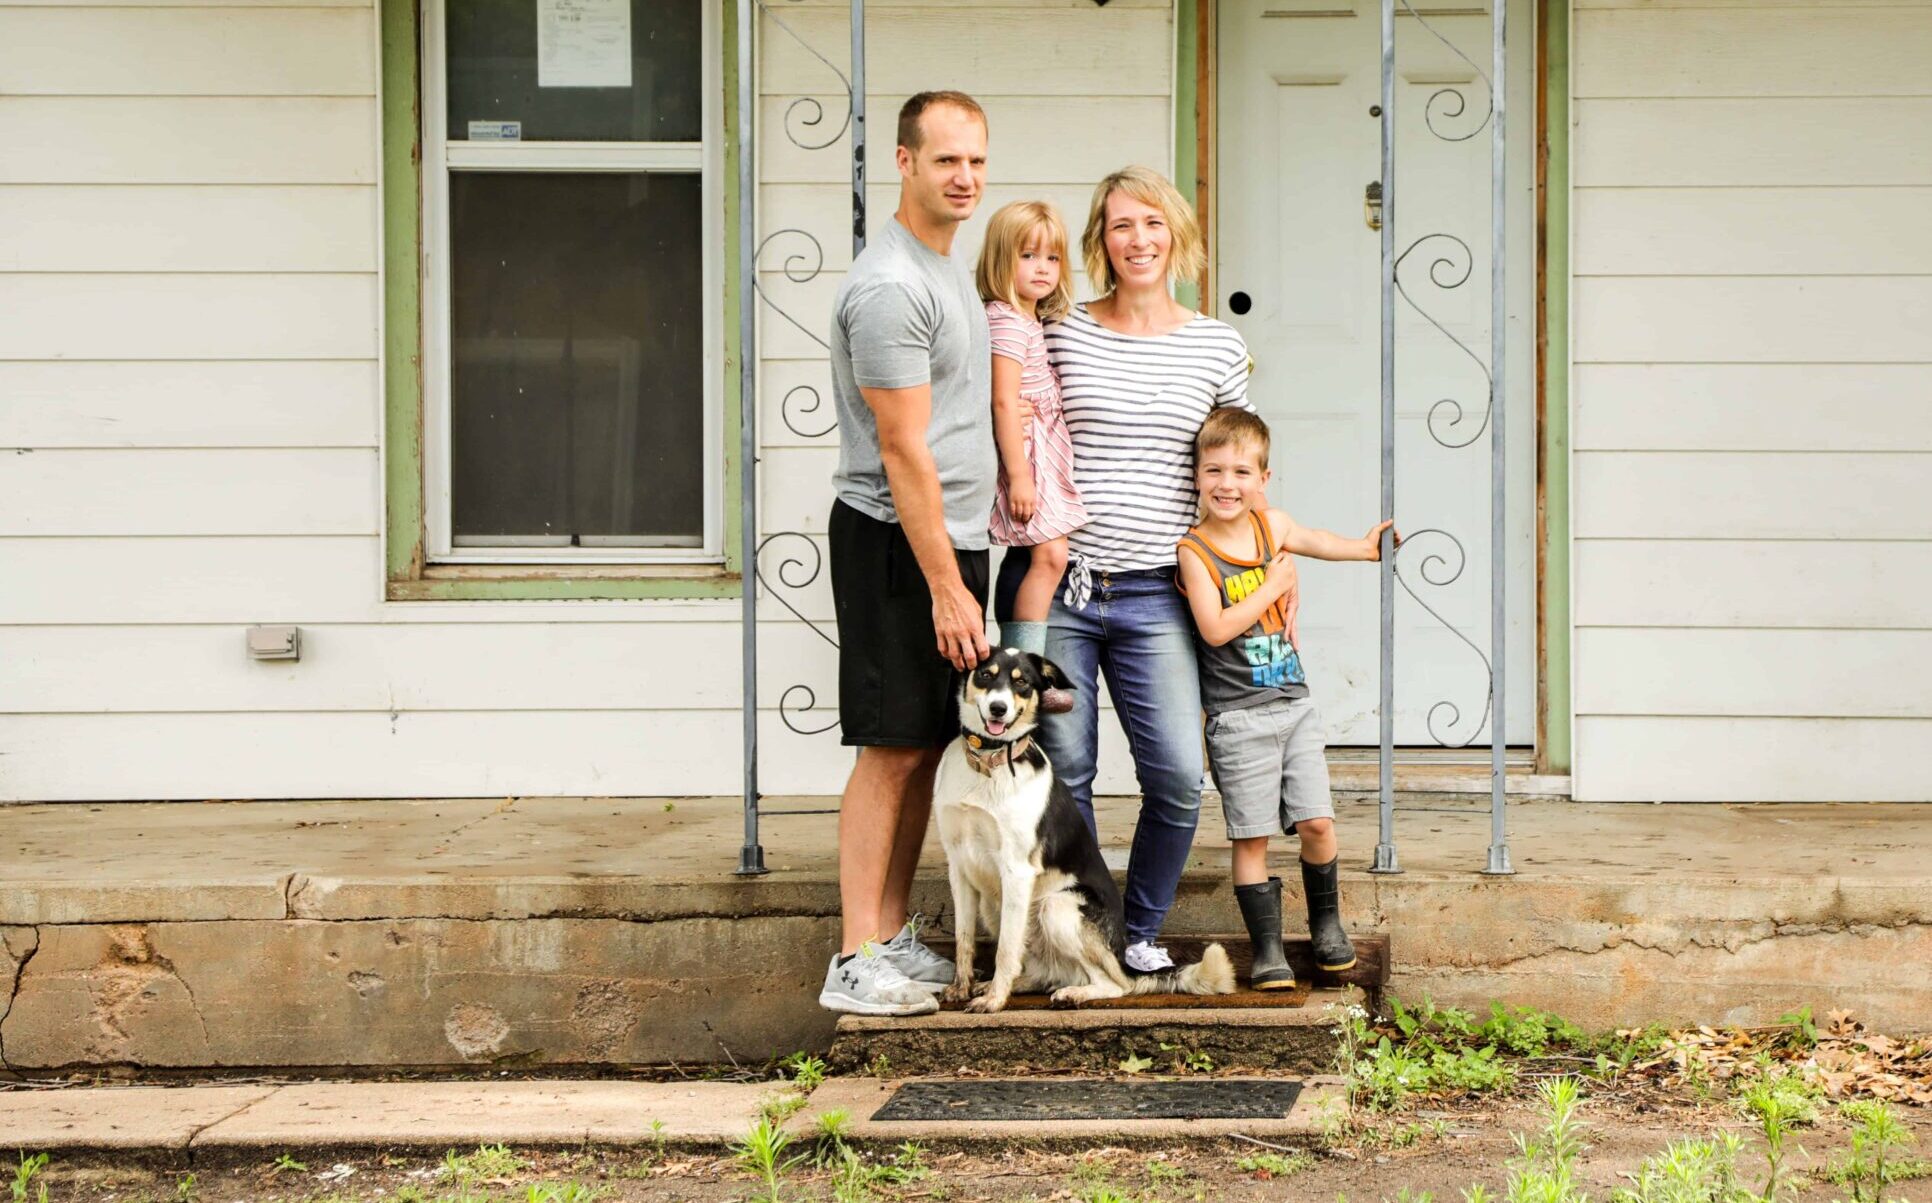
top-left (26, 1093), bottom-right (1932, 1203)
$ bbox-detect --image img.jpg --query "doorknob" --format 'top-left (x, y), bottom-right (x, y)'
top-left (1364, 181), bottom-right (1383, 231)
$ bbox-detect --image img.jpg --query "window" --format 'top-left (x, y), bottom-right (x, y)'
top-left (419, 0), bottom-right (720, 564)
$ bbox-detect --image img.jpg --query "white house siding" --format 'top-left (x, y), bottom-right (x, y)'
top-left (753, 0), bottom-right (1174, 795)
top-left (1569, 1), bottom-right (1932, 801)
top-left (0, 0), bottom-right (1173, 801)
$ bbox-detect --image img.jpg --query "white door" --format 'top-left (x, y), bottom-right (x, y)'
top-left (1216, 0), bottom-right (1537, 746)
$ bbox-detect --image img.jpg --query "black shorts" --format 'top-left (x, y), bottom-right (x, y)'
top-left (828, 499), bottom-right (990, 748)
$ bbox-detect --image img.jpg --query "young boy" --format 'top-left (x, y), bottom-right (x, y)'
top-left (1175, 409), bottom-right (1395, 990)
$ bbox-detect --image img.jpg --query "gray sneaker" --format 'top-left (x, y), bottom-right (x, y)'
top-left (881, 920), bottom-right (953, 993)
top-left (819, 945), bottom-right (939, 1016)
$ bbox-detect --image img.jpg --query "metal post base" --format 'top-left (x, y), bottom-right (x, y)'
top-left (1483, 843), bottom-right (1514, 876)
top-left (1370, 843), bottom-right (1402, 874)
top-left (736, 844), bottom-right (769, 876)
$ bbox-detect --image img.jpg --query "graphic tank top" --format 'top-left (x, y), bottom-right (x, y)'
top-left (1177, 510), bottom-right (1310, 716)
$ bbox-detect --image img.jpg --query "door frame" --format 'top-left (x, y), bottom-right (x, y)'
top-left (1180, 0), bottom-right (1570, 775)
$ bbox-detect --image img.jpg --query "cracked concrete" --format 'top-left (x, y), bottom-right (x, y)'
top-left (0, 795), bottom-right (1927, 1071)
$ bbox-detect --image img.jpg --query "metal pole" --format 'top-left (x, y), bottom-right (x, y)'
top-left (1484, 0), bottom-right (1514, 876)
top-left (736, 0), bottom-right (766, 876)
top-left (850, 0), bottom-right (865, 255)
top-left (1371, 0), bottom-right (1399, 875)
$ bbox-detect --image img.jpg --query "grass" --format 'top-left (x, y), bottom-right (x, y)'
top-left (1334, 996), bottom-right (1687, 1113)
top-left (1234, 1150), bottom-right (1312, 1179)
top-left (438, 1145), bottom-right (529, 1185)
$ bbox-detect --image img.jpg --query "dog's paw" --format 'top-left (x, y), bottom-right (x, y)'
top-left (964, 992), bottom-right (1009, 1014)
top-left (942, 978), bottom-right (975, 1004)
top-left (1047, 988), bottom-right (1081, 1010)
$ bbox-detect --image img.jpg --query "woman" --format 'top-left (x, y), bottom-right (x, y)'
top-left (996, 165), bottom-right (1295, 972)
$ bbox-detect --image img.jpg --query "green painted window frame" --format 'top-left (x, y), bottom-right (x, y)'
top-left (379, 0), bottom-right (744, 601)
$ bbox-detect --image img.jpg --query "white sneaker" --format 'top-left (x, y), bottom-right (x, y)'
top-left (880, 920), bottom-right (952, 994)
top-left (819, 945), bottom-right (940, 1016)
top-left (1124, 940), bottom-right (1176, 973)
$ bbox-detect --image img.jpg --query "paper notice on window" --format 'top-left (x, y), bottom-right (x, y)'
top-left (537, 0), bottom-right (631, 89)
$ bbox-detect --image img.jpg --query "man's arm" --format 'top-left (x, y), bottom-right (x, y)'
top-left (864, 382), bottom-right (989, 670)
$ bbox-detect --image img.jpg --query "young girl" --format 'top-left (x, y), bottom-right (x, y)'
top-left (975, 201), bottom-right (1088, 659)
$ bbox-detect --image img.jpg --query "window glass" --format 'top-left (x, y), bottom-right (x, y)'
top-left (449, 171), bottom-right (704, 546)
top-left (446, 0), bottom-right (701, 142)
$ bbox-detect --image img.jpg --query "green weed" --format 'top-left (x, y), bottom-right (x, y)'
top-left (731, 1116), bottom-right (806, 1203)
top-left (10, 1155), bottom-right (48, 1203)
top-left (266, 1154), bottom-right (308, 1177)
top-left (778, 1051), bottom-right (828, 1091)
top-left (1609, 1132), bottom-right (1752, 1203)
top-left (1234, 1150), bottom-right (1312, 1179)
top-left (1822, 1099), bottom-right (1928, 1202)
top-left (1145, 1156), bottom-right (1191, 1186)
top-left (523, 1183), bottom-right (602, 1203)
top-left (174, 1171), bottom-right (197, 1203)
top-left (759, 1091), bottom-right (810, 1123)
top-left (439, 1144), bottom-right (528, 1184)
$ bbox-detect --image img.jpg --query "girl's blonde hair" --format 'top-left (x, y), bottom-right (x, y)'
top-left (975, 201), bottom-right (1074, 323)
top-left (1081, 165), bottom-right (1206, 296)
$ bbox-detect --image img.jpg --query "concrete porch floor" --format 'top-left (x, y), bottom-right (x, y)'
top-left (1, 792), bottom-right (1927, 1073)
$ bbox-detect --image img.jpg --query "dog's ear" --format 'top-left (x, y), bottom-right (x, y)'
top-left (1031, 653), bottom-right (1073, 693)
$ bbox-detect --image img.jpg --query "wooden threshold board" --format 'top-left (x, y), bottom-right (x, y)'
top-left (923, 933), bottom-right (1387, 1011)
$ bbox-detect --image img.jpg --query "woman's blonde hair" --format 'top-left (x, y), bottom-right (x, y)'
top-left (1081, 165), bottom-right (1206, 296)
top-left (975, 201), bottom-right (1074, 323)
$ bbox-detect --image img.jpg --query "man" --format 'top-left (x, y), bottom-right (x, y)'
top-left (819, 91), bottom-right (994, 1016)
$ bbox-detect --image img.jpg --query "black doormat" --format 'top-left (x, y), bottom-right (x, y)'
top-left (874, 1078), bottom-right (1305, 1122)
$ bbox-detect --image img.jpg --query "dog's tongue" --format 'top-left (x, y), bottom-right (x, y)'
top-left (985, 719), bottom-right (1007, 736)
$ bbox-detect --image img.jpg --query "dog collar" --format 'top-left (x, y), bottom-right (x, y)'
top-left (961, 729), bottom-right (1033, 777)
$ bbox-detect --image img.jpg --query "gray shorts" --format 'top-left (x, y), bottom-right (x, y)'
top-left (1206, 696), bottom-right (1334, 840)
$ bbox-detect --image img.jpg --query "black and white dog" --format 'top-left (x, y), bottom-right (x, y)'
top-left (932, 647), bottom-right (1235, 1012)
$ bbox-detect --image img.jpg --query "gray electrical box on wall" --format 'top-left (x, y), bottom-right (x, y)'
top-left (247, 625), bottom-right (301, 661)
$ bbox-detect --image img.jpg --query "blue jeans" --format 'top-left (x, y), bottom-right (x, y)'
top-left (1000, 554), bottom-right (1205, 945)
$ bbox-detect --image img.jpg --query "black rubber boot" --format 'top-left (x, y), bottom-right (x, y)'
top-left (1301, 856), bottom-right (1358, 972)
top-left (1234, 878), bottom-right (1297, 990)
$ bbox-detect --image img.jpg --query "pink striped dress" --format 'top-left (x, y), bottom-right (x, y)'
top-left (986, 300), bottom-right (1089, 547)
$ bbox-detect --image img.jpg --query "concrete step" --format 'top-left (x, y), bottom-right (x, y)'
top-left (828, 987), bottom-right (1357, 1077)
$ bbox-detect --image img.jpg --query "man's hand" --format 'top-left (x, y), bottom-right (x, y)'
top-left (1008, 477), bottom-right (1037, 524)
top-left (933, 577), bottom-right (990, 670)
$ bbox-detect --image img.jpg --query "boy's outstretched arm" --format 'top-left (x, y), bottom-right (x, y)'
top-left (1267, 508), bottom-right (1397, 562)
top-left (1178, 541), bottom-right (1297, 647)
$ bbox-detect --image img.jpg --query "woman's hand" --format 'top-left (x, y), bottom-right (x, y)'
top-left (1008, 477), bottom-right (1037, 524)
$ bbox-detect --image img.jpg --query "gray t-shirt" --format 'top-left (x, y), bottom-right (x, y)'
top-left (830, 218), bottom-right (994, 551)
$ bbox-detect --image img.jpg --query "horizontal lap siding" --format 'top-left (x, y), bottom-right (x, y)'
top-left (0, 0), bottom-right (1173, 801)
top-left (752, 2), bottom-right (1173, 796)
top-left (1571, 3), bottom-right (1932, 801)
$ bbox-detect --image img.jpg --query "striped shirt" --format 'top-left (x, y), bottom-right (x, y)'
top-left (1045, 304), bottom-right (1254, 572)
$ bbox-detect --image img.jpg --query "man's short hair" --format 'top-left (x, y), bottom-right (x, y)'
top-left (1197, 407), bottom-right (1272, 470)
top-left (897, 90), bottom-right (988, 152)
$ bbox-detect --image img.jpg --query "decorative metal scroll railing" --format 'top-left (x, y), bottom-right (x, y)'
top-left (1371, 0), bottom-right (1514, 876)
top-left (736, 0), bottom-right (1512, 877)
top-left (737, 0), bottom-right (862, 873)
